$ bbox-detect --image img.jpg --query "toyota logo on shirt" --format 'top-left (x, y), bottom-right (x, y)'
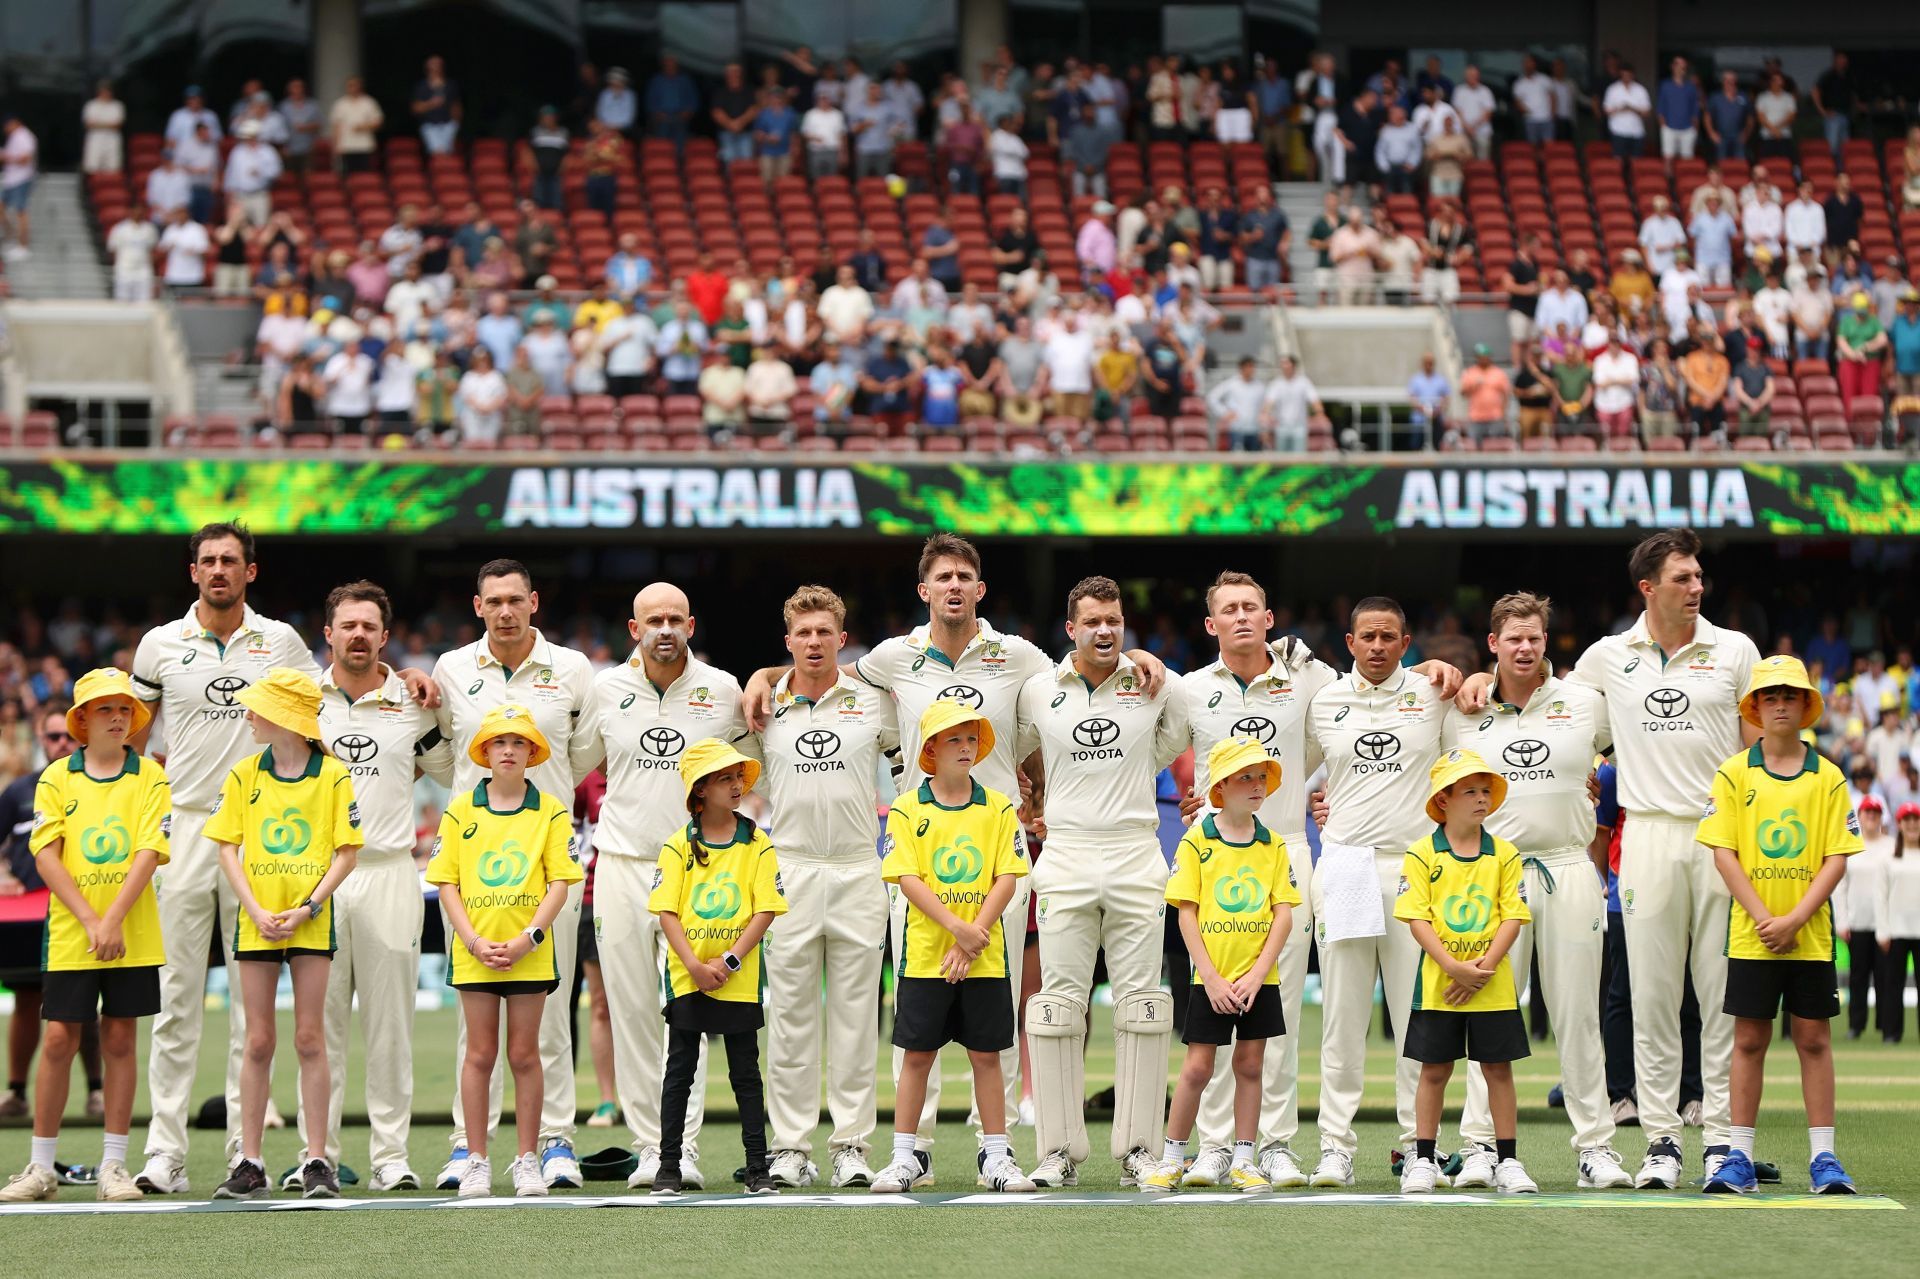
top-left (205, 676), bottom-right (249, 706)
top-left (1070, 719), bottom-right (1121, 759)
top-left (639, 726), bottom-right (686, 757)
top-left (332, 734), bottom-right (379, 764)
top-left (1231, 716), bottom-right (1277, 744)
top-left (937, 684), bottom-right (984, 709)
top-left (796, 729), bottom-right (841, 760)
top-left (1502, 739), bottom-right (1550, 770)
top-left (1644, 689), bottom-right (1690, 719)
top-left (1354, 731), bottom-right (1401, 761)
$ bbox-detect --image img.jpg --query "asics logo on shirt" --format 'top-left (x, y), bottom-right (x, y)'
top-left (205, 676), bottom-right (249, 706)
top-left (80, 817), bottom-right (132, 865)
top-left (478, 840), bottom-right (530, 886)
top-left (933, 835), bottom-right (983, 884)
top-left (1442, 883), bottom-right (1494, 935)
top-left (1231, 716), bottom-right (1276, 744)
top-left (691, 872), bottom-right (742, 919)
top-left (1644, 688), bottom-right (1691, 720)
top-left (937, 684), bottom-right (984, 709)
top-left (1758, 811), bottom-right (1808, 860)
top-left (260, 808), bottom-right (312, 857)
top-left (1213, 869), bottom-right (1265, 914)
top-left (332, 734), bottom-right (378, 763)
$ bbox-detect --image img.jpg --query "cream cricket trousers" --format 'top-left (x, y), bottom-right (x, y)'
top-left (1313, 849), bottom-right (1421, 1157)
top-left (447, 877), bottom-right (583, 1150)
top-left (595, 853), bottom-right (707, 1160)
top-left (1461, 846), bottom-right (1615, 1152)
top-left (144, 806), bottom-right (252, 1163)
top-left (765, 858), bottom-right (888, 1157)
top-left (296, 853), bottom-right (423, 1169)
top-left (1618, 814), bottom-right (1733, 1147)
top-left (1196, 839), bottom-right (1313, 1152)
top-left (891, 862), bottom-right (1029, 1149)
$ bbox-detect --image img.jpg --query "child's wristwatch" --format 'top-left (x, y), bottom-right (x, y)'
top-left (303, 898), bottom-right (321, 920)
top-left (523, 926), bottom-right (546, 947)
top-left (722, 952), bottom-right (742, 973)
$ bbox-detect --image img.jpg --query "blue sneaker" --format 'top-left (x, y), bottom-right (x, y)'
top-left (1702, 1149), bottom-right (1757, 1194)
top-left (1809, 1153), bottom-right (1856, 1195)
top-left (540, 1139), bottom-right (582, 1189)
top-left (435, 1147), bottom-right (469, 1190)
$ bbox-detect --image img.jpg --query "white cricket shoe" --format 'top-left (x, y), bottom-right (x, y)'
top-left (1118, 1146), bottom-right (1157, 1187)
top-left (977, 1150), bottom-right (1036, 1192)
top-left (1181, 1147), bottom-right (1232, 1188)
top-left (768, 1150), bottom-right (816, 1188)
top-left (1258, 1146), bottom-right (1308, 1189)
top-left (1028, 1149), bottom-right (1077, 1188)
top-left (134, 1154), bottom-right (188, 1195)
top-left (1635, 1139), bottom-right (1683, 1190)
top-left (369, 1163), bottom-right (421, 1192)
top-left (1680, 1100), bottom-right (1704, 1128)
top-left (829, 1148), bottom-right (873, 1188)
top-left (0, 1162), bottom-right (59, 1202)
top-left (1400, 1156), bottom-right (1441, 1194)
top-left (1578, 1146), bottom-right (1634, 1189)
top-left (435, 1148), bottom-right (470, 1191)
top-left (510, 1153), bottom-right (548, 1197)
top-left (1453, 1143), bottom-right (1498, 1189)
top-left (628, 1145), bottom-right (660, 1189)
top-left (97, 1159), bottom-right (142, 1203)
top-left (680, 1160), bottom-right (706, 1190)
top-left (1494, 1158), bottom-right (1540, 1194)
top-left (1309, 1149), bottom-right (1354, 1188)
top-left (870, 1157), bottom-right (923, 1193)
top-left (457, 1156), bottom-right (493, 1199)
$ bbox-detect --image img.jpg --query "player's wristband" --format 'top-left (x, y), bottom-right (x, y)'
top-left (303, 897), bottom-right (322, 920)
top-left (722, 951), bottom-right (742, 973)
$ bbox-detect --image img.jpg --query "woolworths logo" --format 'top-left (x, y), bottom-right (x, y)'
top-left (478, 840), bottom-right (530, 886)
top-left (1759, 810), bottom-right (1808, 859)
top-left (934, 836), bottom-right (983, 884)
top-left (1213, 869), bottom-right (1265, 914)
top-left (260, 809), bottom-right (312, 857)
top-left (80, 816), bottom-right (132, 865)
top-left (692, 872), bottom-right (741, 919)
top-left (1442, 884), bottom-right (1493, 933)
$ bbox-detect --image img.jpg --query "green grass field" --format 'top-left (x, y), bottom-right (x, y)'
top-left (2, 999), bottom-right (1914, 1276)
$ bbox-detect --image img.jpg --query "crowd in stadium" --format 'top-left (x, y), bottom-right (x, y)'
top-left (13, 44), bottom-right (1912, 451)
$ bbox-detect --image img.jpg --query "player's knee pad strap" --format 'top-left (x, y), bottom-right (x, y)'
top-left (1023, 990), bottom-right (1090, 1164)
top-left (1110, 989), bottom-right (1174, 1159)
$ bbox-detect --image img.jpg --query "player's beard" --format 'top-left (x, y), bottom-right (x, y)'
top-left (644, 625), bottom-right (688, 664)
top-left (338, 644), bottom-right (377, 675)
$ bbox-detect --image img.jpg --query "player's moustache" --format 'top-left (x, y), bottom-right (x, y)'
top-left (646, 625), bottom-right (686, 650)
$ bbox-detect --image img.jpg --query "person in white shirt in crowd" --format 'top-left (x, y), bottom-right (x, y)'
top-left (522, 314), bottom-right (572, 395)
top-left (1602, 64), bottom-right (1652, 158)
top-left (383, 260), bottom-right (437, 337)
top-left (1754, 73), bottom-right (1797, 163)
top-left (1742, 187), bottom-right (1785, 261)
top-left (1206, 356), bottom-right (1271, 450)
top-left (1659, 249), bottom-right (1704, 334)
top-left (1373, 106), bottom-right (1423, 195)
top-left (800, 89), bottom-right (847, 178)
top-left (106, 201), bottom-right (159, 301)
top-left (165, 86), bottom-right (220, 148)
top-left (329, 76), bottom-right (385, 174)
top-left (817, 265), bottom-right (874, 345)
top-left (156, 205), bottom-right (210, 289)
top-left (1261, 354), bottom-right (1322, 453)
top-left (1740, 164), bottom-right (1782, 211)
top-left (145, 153), bottom-right (192, 223)
top-left (82, 81), bottom-right (125, 174)
top-left (373, 342), bottom-right (419, 435)
top-left (1783, 180), bottom-right (1828, 258)
top-left (1534, 270), bottom-right (1590, 337)
top-left (171, 121), bottom-right (221, 225)
top-left (989, 115), bottom-right (1030, 199)
top-left (1638, 196), bottom-right (1687, 278)
top-left (889, 258), bottom-right (948, 319)
top-left (1753, 270), bottom-right (1793, 358)
top-left (599, 305), bottom-right (658, 400)
top-left (1513, 57), bottom-right (1557, 145)
top-left (456, 347), bottom-right (508, 444)
top-left (1036, 307), bottom-right (1097, 423)
top-left (1688, 192), bottom-right (1738, 287)
top-left (1411, 84), bottom-right (1460, 145)
top-left (1591, 332), bottom-right (1642, 441)
top-left (222, 120), bottom-right (282, 227)
top-left (323, 342), bottom-right (376, 436)
top-left (379, 205), bottom-right (424, 275)
top-left (1451, 65), bottom-right (1496, 159)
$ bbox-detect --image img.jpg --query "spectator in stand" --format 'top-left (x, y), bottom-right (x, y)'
top-left (1689, 165), bottom-right (1737, 220)
top-left (920, 209), bottom-right (962, 291)
top-left (1193, 187), bottom-right (1238, 291)
top-left (412, 55), bottom-right (461, 154)
top-left (1207, 356), bottom-right (1270, 449)
top-left (1742, 188), bottom-right (1786, 271)
top-left (572, 278), bottom-right (623, 334)
top-left (498, 346), bottom-right (542, 438)
top-left (1751, 267), bottom-right (1792, 357)
top-left (1603, 63), bottom-right (1651, 158)
top-left (223, 120), bottom-right (281, 226)
top-left (1689, 191), bottom-right (1738, 288)
top-left (890, 257), bottom-right (948, 331)
top-left (144, 151), bottom-right (190, 223)
top-left (1785, 180), bottom-right (1828, 258)
top-left (698, 346), bottom-right (747, 438)
top-left (1792, 265), bottom-right (1835, 360)
top-left (1821, 174), bottom-right (1864, 255)
top-left (1376, 219), bottom-right (1422, 305)
top-left (1680, 321), bottom-right (1731, 438)
top-left (1410, 82), bottom-right (1459, 146)
top-left (209, 201), bottom-right (252, 298)
top-left (165, 86), bottom-right (219, 147)
top-left (379, 203), bottom-right (424, 275)
top-left (522, 311), bottom-right (572, 393)
top-left (596, 67), bottom-right (637, 134)
top-left (475, 292), bottom-right (524, 367)
top-left (846, 227), bottom-right (888, 293)
top-left (173, 119), bottom-right (219, 225)
top-left (1638, 193), bottom-right (1686, 277)
top-left (849, 81), bottom-right (906, 178)
top-left (1038, 306), bottom-right (1096, 423)
top-left (1076, 201), bottom-right (1118, 284)
top-left (81, 81), bottom-right (124, 174)
top-left (1134, 317), bottom-right (1184, 419)
top-left (323, 339), bottom-right (376, 435)
top-left (1328, 205), bottom-right (1380, 305)
top-left (1064, 101), bottom-right (1112, 198)
top-left (1514, 56), bottom-right (1557, 145)
top-left (1424, 114), bottom-right (1471, 200)
top-left (861, 336), bottom-right (916, 433)
top-left (524, 106), bottom-right (570, 211)
top-left (1754, 71), bottom-right (1797, 164)
top-left (1090, 330), bottom-right (1137, 425)
top-left (973, 66), bottom-right (1021, 137)
top-left (1565, 246), bottom-right (1599, 297)
top-left (994, 314), bottom-right (1046, 428)
top-left (1535, 268), bottom-right (1589, 337)
top-left (1240, 185), bottom-right (1289, 294)
top-left (683, 251), bottom-right (729, 324)
top-left (1502, 233), bottom-right (1544, 366)
top-left (1903, 126), bottom-right (1920, 211)
top-left (582, 118), bottom-right (626, 223)
top-left (1813, 52), bottom-right (1855, 159)
top-left (1450, 64), bottom-right (1495, 159)
top-left (1459, 344), bottom-right (1512, 440)
top-left (410, 348), bottom-right (456, 437)
top-left (809, 338), bottom-right (859, 429)
top-left (509, 200), bottom-right (553, 286)
top-left (277, 79), bottom-right (322, 174)
top-left (1253, 60), bottom-right (1293, 173)
top-left (157, 205), bottom-right (210, 289)
top-left (345, 240), bottom-right (390, 309)
top-left (799, 88), bottom-right (848, 179)
top-left (1656, 57), bottom-right (1700, 171)
top-left (1261, 352), bottom-right (1322, 451)
top-left (913, 344), bottom-right (963, 431)
top-left (601, 301), bottom-right (658, 400)
top-left (883, 60), bottom-right (925, 136)
top-left (743, 345), bottom-right (797, 434)
top-left (1407, 351), bottom-right (1450, 442)
top-left (604, 233), bottom-right (653, 304)
top-left (0, 115), bottom-right (35, 260)
top-left (1608, 247), bottom-right (1657, 317)
top-left (646, 56), bottom-right (699, 148)
top-left (988, 112), bottom-right (1029, 199)
top-left (106, 202), bottom-right (157, 301)
top-left (1889, 287), bottom-right (1920, 398)
top-left (817, 265), bottom-right (873, 344)
top-left (1337, 87), bottom-right (1384, 195)
top-left (1730, 337), bottom-right (1776, 436)
top-left (1704, 70), bottom-right (1752, 161)
top-left (1421, 202), bottom-right (1472, 305)
top-left (944, 104), bottom-right (986, 195)
top-left (1638, 337), bottom-right (1682, 437)
top-left (711, 63), bottom-right (757, 164)
top-left (370, 341), bottom-right (415, 436)
top-left (1837, 292), bottom-right (1888, 402)
top-left (1592, 332), bottom-right (1641, 441)
top-left (1550, 340), bottom-right (1594, 425)
top-left (752, 88), bottom-right (799, 182)
top-left (956, 324), bottom-right (1001, 418)
top-left (1873, 255), bottom-right (1908, 330)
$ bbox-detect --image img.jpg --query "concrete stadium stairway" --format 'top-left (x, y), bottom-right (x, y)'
top-left (4, 174), bottom-right (108, 300)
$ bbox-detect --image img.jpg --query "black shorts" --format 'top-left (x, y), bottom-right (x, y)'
top-left (454, 978), bottom-right (561, 998)
top-left (1402, 1008), bottom-right (1531, 1064)
top-left (892, 976), bottom-right (1014, 1053)
top-left (233, 948), bottom-right (332, 963)
top-left (1724, 958), bottom-right (1840, 1020)
top-left (577, 909), bottom-right (599, 965)
top-left (41, 967), bottom-right (161, 1022)
top-left (664, 991), bottom-right (764, 1034)
top-left (1182, 982), bottom-right (1285, 1045)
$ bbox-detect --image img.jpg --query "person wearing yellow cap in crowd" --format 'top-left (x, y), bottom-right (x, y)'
top-left (1140, 735), bottom-right (1299, 1195)
top-left (0, 671), bottom-right (169, 1205)
top-left (1394, 748), bottom-right (1536, 1196)
top-left (425, 704), bottom-right (582, 1200)
top-left (205, 669), bottom-right (362, 1201)
top-left (648, 739), bottom-right (788, 1197)
top-left (873, 699), bottom-right (1032, 1196)
top-left (1698, 656), bottom-right (1862, 1196)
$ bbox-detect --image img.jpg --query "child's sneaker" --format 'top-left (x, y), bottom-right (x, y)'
top-left (1809, 1153), bottom-right (1856, 1195)
top-left (0, 1162), bottom-right (59, 1202)
top-left (96, 1159), bottom-right (142, 1203)
top-left (1493, 1158), bottom-right (1539, 1194)
top-left (742, 1166), bottom-right (778, 1196)
top-left (1138, 1158), bottom-right (1183, 1193)
top-left (651, 1165), bottom-right (684, 1197)
top-left (457, 1156), bottom-right (493, 1199)
top-left (1703, 1149), bottom-right (1758, 1194)
top-left (1227, 1164), bottom-right (1272, 1194)
top-left (436, 1147), bottom-right (470, 1190)
top-left (870, 1157), bottom-right (922, 1193)
top-left (1180, 1147), bottom-right (1231, 1187)
top-left (213, 1160), bottom-right (269, 1200)
top-left (1400, 1156), bottom-right (1441, 1194)
top-left (587, 1102), bottom-right (619, 1129)
top-left (977, 1149), bottom-right (1035, 1193)
top-left (510, 1153), bottom-right (547, 1197)
top-left (300, 1158), bottom-right (340, 1199)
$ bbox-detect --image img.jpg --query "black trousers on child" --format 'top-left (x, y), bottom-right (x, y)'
top-left (660, 1025), bottom-right (769, 1174)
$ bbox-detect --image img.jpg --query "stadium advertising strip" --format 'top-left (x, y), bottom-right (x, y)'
top-left (0, 459), bottom-right (1915, 539)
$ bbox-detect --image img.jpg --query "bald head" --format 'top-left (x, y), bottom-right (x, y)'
top-left (630, 582), bottom-right (693, 669)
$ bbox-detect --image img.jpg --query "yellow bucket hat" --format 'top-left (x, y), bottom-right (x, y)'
top-left (66, 667), bottom-right (152, 744)
top-left (917, 697), bottom-right (997, 774)
top-left (680, 737), bottom-right (761, 804)
top-left (1425, 747), bottom-right (1508, 823)
top-left (1206, 735), bottom-right (1280, 809)
top-left (237, 668), bottom-right (323, 741)
top-left (467, 703), bottom-right (553, 768)
top-left (1739, 654), bottom-right (1824, 730)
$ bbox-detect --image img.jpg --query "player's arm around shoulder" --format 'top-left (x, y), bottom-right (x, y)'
top-left (1392, 846), bottom-right (1434, 923)
top-left (1151, 674), bottom-right (1192, 771)
top-left (542, 796), bottom-right (585, 883)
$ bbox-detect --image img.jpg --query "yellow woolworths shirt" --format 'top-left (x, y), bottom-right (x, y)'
top-left (1165, 814), bottom-right (1300, 985)
top-left (426, 783), bottom-right (581, 985)
top-left (1695, 742), bottom-right (1862, 962)
top-left (1394, 827), bottom-right (1530, 1012)
top-left (205, 749), bottom-right (362, 954)
top-left (30, 750), bottom-right (171, 971)
top-left (650, 815), bottom-right (787, 1004)
top-left (880, 781), bottom-right (1027, 980)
